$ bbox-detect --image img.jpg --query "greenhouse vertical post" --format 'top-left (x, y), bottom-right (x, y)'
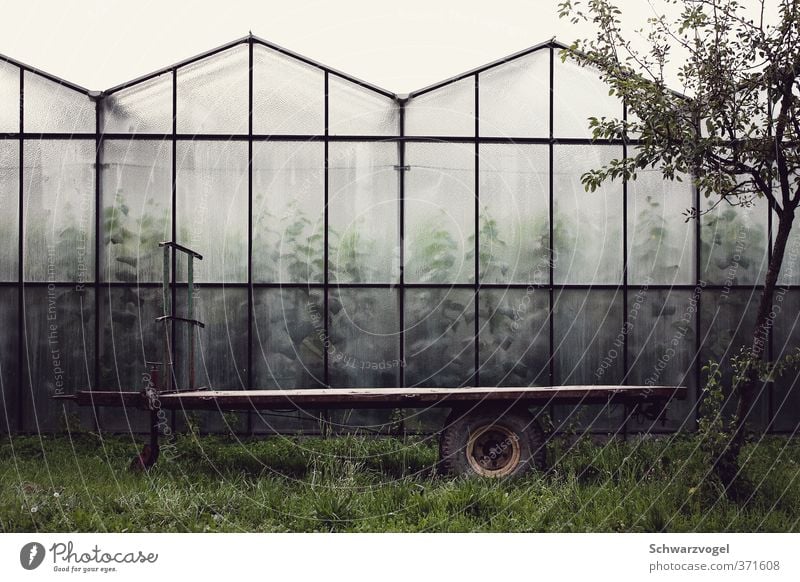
top-left (16, 66), bottom-right (23, 431)
top-left (247, 36), bottom-right (254, 435)
top-left (473, 73), bottom-right (480, 386)
top-left (93, 92), bottom-right (100, 432)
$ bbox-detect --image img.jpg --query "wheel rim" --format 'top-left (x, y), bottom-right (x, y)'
top-left (466, 424), bottom-right (521, 477)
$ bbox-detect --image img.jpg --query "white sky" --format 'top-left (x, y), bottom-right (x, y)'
top-left (0, 0), bottom-right (771, 94)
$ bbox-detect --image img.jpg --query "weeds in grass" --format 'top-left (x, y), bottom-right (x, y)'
top-left (1, 432), bottom-right (798, 532)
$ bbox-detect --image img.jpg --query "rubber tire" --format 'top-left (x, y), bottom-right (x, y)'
top-left (439, 407), bottom-right (546, 478)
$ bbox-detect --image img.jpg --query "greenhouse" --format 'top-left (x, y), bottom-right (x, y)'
top-left (0, 34), bottom-right (796, 436)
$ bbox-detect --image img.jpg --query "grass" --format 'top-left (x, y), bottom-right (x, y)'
top-left (1, 431), bottom-right (798, 532)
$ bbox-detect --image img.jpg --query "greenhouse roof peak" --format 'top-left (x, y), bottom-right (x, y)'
top-left (1, 34), bottom-right (578, 102)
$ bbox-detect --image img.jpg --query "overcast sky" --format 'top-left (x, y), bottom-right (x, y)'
top-left (0, 0), bottom-right (770, 94)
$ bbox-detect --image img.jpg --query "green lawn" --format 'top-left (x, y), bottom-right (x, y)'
top-left (1, 432), bottom-right (798, 532)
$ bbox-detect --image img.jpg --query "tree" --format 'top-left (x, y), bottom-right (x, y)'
top-left (557, 0), bottom-right (800, 487)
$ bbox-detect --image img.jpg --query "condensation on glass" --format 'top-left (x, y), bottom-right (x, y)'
top-left (405, 76), bottom-right (475, 137)
top-left (329, 141), bottom-right (399, 283)
top-left (553, 145), bottom-right (623, 285)
top-left (252, 141), bottom-right (325, 283)
top-left (24, 72), bottom-right (95, 134)
top-left (176, 45), bottom-right (249, 134)
top-left (101, 139), bottom-right (172, 282)
top-left (175, 140), bottom-right (248, 283)
top-left (102, 72), bottom-right (173, 134)
top-left (253, 45), bottom-right (325, 135)
top-left (479, 50), bottom-right (549, 138)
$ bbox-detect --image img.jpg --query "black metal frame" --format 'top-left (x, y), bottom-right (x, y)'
top-left (0, 35), bottom-right (790, 433)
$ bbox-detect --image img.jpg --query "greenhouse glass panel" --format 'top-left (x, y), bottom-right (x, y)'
top-left (700, 289), bottom-right (766, 424)
top-left (405, 288), bottom-right (475, 387)
top-left (252, 141), bottom-right (324, 283)
top-left (405, 76), bottom-right (475, 137)
top-left (101, 139), bottom-right (171, 282)
top-left (553, 145), bottom-right (623, 285)
top-left (626, 287), bottom-right (697, 431)
top-left (98, 286), bottom-right (160, 432)
top-left (329, 288), bottom-right (400, 388)
top-left (253, 45), bottom-right (325, 135)
top-left (0, 141), bottom-right (19, 281)
top-left (478, 49), bottom-right (549, 138)
top-left (479, 144), bottom-right (549, 284)
top-left (552, 289), bottom-right (624, 431)
top-left (23, 140), bottom-right (95, 283)
top-left (479, 289), bottom-right (549, 386)
top-left (176, 140), bottom-right (248, 283)
top-left (553, 289), bottom-right (624, 384)
top-left (0, 60), bottom-right (19, 132)
top-left (328, 75), bottom-right (398, 135)
top-left (23, 287), bottom-right (94, 432)
top-left (102, 72), bottom-right (173, 134)
top-left (23, 72), bottom-right (94, 133)
top-left (328, 141), bottom-right (399, 283)
top-left (405, 142), bottom-right (475, 283)
top-left (553, 57), bottom-right (622, 138)
top-left (773, 291), bottom-right (800, 432)
top-left (700, 193), bottom-right (768, 286)
top-left (176, 45), bottom-right (248, 134)
top-left (253, 288), bottom-right (324, 389)
top-left (0, 288), bottom-right (18, 433)
top-left (627, 169), bottom-right (695, 285)
top-left (175, 287), bottom-right (248, 432)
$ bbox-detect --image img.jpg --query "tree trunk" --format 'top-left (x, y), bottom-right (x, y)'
top-left (722, 208), bottom-right (795, 488)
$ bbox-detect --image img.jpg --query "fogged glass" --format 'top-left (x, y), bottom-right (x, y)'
top-left (405, 142), bottom-right (475, 283)
top-left (479, 50), bottom-right (549, 138)
top-left (253, 141), bottom-right (324, 282)
top-left (23, 287), bottom-right (94, 431)
top-left (176, 286), bottom-right (248, 389)
top-left (328, 142), bottom-right (399, 283)
top-left (700, 192), bottom-right (767, 286)
top-left (405, 76), bottom-right (475, 137)
top-left (175, 287), bottom-right (248, 432)
top-left (627, 287), bottom-right (696, 431)
top-left (772, 291), bottom-right (800, 431)
top-left (253, 45), bottom-right (325, 135)
top-left (23, 140), bottom-right (96, 282)
top-left (553, 289), bottom-right (623, 384)
top-left (479, 144), bottom-right (549, 284)
top-left (176, 141), bottom-right (248, 283)
top-left (0, 141), bottom-right (19, 281)
top-left (552, 289), bottom-right (624, 431)
top-left (102, 72), bottom-right (173, 134)
top-left (253, 288), bottom-right (324, 388)
top-left (628, 168), bottom-right (695, 284)
top-left (405, 288), bottom-right (475, 387)
top-left (0, 288), bottom-right (18, 433)
top-left (479, 289), bottom-right (549, 386)
top-left (329, 288), bottom-right (400, 387)
top-left (328, 75), bottom-right (398, 135)
top-left (176, 45), bottom-right (248, 134)
top-left (0, 60), bottom-right (19, 132)
top-left (98, 286), bottom-right (161, 432)
top-left (23, 72), bottom-right (95, 133)
top-left (554, 58), bottom-right (622, 138)
top-left (700, 290), bottom-right (764, 422)
top-left (553, 145), bottom-right (623, 285)
top-left (101, 140), bottom-right (171, 282)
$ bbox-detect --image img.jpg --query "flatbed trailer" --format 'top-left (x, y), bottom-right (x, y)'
top-left (57, 384), bottom-right (685, 478)
top-left (55, 242), bottom-right (686, 478)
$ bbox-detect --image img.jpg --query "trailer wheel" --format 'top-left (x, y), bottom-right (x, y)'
top-left (439, 408), bottom-right (545, 478)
